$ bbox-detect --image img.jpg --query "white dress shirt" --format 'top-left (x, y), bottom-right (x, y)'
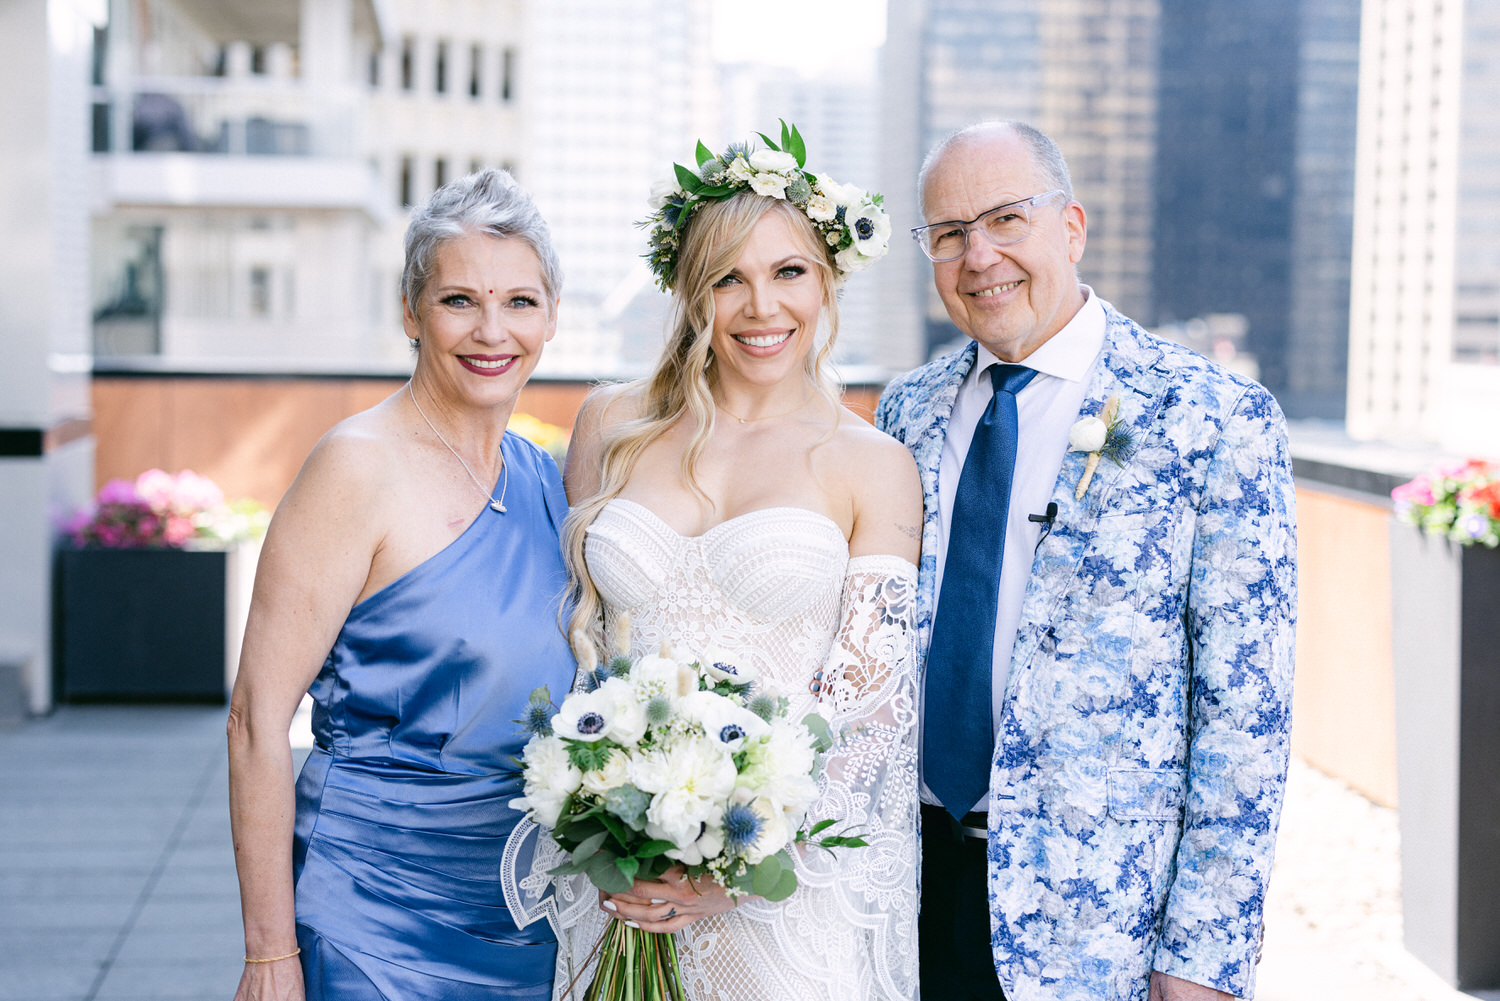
top-left (922, 287), bottom-right (1106, 813)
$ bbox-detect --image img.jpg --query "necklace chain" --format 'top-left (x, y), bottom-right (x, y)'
top-left (408, 383), bottom-right (508, 514)
top-left (715, 392), bottom-right (815, 425)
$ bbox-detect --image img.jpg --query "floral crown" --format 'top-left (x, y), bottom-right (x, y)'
top-left (643, 121), bottom-right (891, 293)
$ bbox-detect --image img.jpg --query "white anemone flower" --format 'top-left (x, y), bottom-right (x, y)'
top-left (846, 199), bottom-right (891, 256)
top-left (552, 688), bottom-right (615, 742)
top-left (684, 692), bottom-right (770, 752)
top-left (699, 647), bottom-right (759, 686)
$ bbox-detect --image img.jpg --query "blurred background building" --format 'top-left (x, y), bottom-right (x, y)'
top-left (7, 0), bottom-right (1500, 703)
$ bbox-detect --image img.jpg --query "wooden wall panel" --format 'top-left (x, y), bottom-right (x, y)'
top-left (1291, 486), bottom-right (1398, 807)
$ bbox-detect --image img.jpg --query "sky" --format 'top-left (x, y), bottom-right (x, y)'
top-left (711, 0), bottom-right (888, 76)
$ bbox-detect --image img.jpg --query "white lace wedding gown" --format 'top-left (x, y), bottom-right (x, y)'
top-left (525, 499), bottom-right (920, 1001)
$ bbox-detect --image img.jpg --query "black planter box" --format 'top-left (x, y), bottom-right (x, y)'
top-left (58, 547), bottom-right (238, 703)
top-left (1390, 528), bottom-right (1500, 989)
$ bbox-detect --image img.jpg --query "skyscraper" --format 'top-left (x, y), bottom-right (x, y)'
top-left (884, 0), bottom-right (1360, 422)
top-left (1347, 0), bottom-right (1500, 452)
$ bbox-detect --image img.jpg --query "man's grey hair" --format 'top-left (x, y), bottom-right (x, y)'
top-left (401, 168), bottom-right (563, 313)
top-left (917, 121), bottom-right (1075, 218)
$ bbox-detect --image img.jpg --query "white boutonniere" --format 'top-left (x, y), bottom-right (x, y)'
top-left (1069, 394), bottom-right (1137, 500)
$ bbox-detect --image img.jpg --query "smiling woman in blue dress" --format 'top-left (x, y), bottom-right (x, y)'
top-left (226, 169), bottom-right (576, 1001)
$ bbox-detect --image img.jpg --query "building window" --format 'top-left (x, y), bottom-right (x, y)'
top-left (469, 44), bottom-right (482, 98)
top-left (401, 37), bottom-right (415, 91)
top-left (435, 40), bottom-right (449, 95)
top-left (501, 48), bottom-right (516, 102)
top-left (501, 161), bottom-right (517, 181)
top-left (368, 49), bottom-right (380, 87)
top-left (251, 45), bottom-right (267, 75)
top-left (400, 156), bottom-right (415, 207)
top-left (249, 267), bottom-right (271, 318)
top-left (469, 158), bottom-right (483, 175)
top-left (434, 157), bottom-right (448, 190)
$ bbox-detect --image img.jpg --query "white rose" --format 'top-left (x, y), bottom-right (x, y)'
top-left (805, 193), bottom-right (837, 223)
top-left (699, 646), bottom-right (760, 686)
top-left (1069, 416), bottom-right (1108, 452)
top-left (517, 734), bottom-right (582, 827)
top-left (647, 174), bottom-right (684, 211)
top-left (815, 174), bottom-right (859, 207)
top-left (727, 156), bottom-right (753, 182)
top-left (749, 149), bottom-right (799, 174)
top-left (834, 245), bottom-right (873, 275)
top-left (629, 653), bottom-right (682, 701)
top-left (667, 821), bottom-right (725, 865)
top-left (748, 171), bottom-right (790, 198)
top-left (580, 748), bottom-right (632, 796)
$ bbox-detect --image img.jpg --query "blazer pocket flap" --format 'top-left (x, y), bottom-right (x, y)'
top-left (1107, 767), bottom-right (1187, 820)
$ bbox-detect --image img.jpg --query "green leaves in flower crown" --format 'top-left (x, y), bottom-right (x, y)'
top-left (756, 119), bottom-right (807, 169)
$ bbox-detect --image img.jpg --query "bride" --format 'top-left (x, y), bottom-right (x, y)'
top-left (553, 130), bottom-right (922, 1000)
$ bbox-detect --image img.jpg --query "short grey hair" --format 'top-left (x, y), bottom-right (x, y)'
top-left (401, 168), bottom-right (563, 314)
top-left (917, 120), bottom-right (1075, 218)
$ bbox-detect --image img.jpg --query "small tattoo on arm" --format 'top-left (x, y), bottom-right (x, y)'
top-left (896, 522), bottom-right (920, 540)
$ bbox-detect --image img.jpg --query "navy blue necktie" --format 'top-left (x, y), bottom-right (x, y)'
top-left (926, 363), bottom-right (1036, 820)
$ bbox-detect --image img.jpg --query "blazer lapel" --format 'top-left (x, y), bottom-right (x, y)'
top-left (1004, 310), bottom-right (1172, 690)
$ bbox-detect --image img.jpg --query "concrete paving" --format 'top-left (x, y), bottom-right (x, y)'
top-left (0, 705), bottom-right (1494, 1001)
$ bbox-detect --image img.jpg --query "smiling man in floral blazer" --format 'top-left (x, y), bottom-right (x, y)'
top-left (876, 121), bottom-right (1296, 1001)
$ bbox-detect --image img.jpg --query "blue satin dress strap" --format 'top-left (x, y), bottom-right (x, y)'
top-left (292, 432), bottom-right (576, 1000)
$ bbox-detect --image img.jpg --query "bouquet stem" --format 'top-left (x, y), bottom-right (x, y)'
top-left (579, 919), bottom-right (686, 1001)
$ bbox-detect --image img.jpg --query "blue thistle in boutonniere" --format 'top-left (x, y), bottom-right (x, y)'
top-left (1069, 394), bottom-right (1137, 500)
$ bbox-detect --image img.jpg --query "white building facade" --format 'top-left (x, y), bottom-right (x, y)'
top-left (1347, 0), bottom-right (1500, 453)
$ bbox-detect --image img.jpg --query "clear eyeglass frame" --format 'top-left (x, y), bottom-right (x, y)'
top-left (910, 189), bottom-right (1068, 263)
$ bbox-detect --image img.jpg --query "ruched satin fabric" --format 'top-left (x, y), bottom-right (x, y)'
top-left (292, 434), bottom-right (576, 1000)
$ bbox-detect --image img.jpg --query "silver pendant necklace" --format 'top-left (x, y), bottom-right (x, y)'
top-left (408, 382), bottom-right (507, 513)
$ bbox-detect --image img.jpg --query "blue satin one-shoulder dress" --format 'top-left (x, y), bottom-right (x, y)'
top-left (291, 433), bottom-right (576, 1000)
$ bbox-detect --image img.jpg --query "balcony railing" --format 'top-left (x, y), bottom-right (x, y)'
top-left (92, 77), bottom-right (358, 159)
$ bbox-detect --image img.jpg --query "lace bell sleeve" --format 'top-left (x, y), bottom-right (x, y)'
top-left (751, 553), bottom-right (921, 1000)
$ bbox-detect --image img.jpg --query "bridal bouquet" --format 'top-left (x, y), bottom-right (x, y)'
top-left (512, 638), bottom-right (859, 1000)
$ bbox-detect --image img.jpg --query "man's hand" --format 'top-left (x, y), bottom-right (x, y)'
top-left (1149, 971), bottom-right (1235, 1001)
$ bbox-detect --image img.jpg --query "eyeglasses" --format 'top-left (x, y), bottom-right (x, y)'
top-left (910, 190), bottom-right (1068, 263)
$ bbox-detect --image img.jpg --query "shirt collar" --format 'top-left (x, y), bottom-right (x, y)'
top-left (972, 285), bottom-right (1105, 383)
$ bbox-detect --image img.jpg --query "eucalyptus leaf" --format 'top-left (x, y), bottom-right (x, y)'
top-left (763, 866), bottom-right (798, 902)
top-left (585, 850), bottom-right (633, 894)
top-left (802, 712), bottom-right (834, 753)
top-left (615, 855), bottom-right (641, 885)
top-left (750, 853), bottom-right (783, 897)
top-left (573, 829), bottom-right (609, 862)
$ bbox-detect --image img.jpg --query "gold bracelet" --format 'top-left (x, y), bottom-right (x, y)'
top-left (244, 947), bottom-right (301, 964)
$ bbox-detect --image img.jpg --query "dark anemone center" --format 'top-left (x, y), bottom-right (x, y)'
top-left (855, 217), bottom-right (875, 239)
top-left (719, 724), bottom-right (746, 743)
top-left (713, 661), bottom-right (738, 676)
top-left (577, 711), bottom-right (606, 735)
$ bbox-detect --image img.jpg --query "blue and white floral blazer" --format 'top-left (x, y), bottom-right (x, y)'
top-left (876, 301), bottom-right (1296, 1001)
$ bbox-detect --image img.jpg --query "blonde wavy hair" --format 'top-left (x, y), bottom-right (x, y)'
top-left (563, 192), bottom-right (844, 660)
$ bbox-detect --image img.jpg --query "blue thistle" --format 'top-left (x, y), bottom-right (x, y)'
top-left (785, 175), bottom-right (812, 203)
top-left (722, 802), bottom-right (763, 856)
top-left (608, 655), bottom-right (633, 677)
top-left (645, 696), bottom-right (672, 726)
top-left (747, 693), bottom-right (778, 723)
top-left (518, 688), bottom-right (554, 737)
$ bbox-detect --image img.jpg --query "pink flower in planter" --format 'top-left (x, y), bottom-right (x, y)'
top-left (96, 478), bottom-right (142, 506)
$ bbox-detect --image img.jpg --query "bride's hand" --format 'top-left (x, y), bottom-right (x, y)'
top-left (598, 866), bottom-right (747, 933)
